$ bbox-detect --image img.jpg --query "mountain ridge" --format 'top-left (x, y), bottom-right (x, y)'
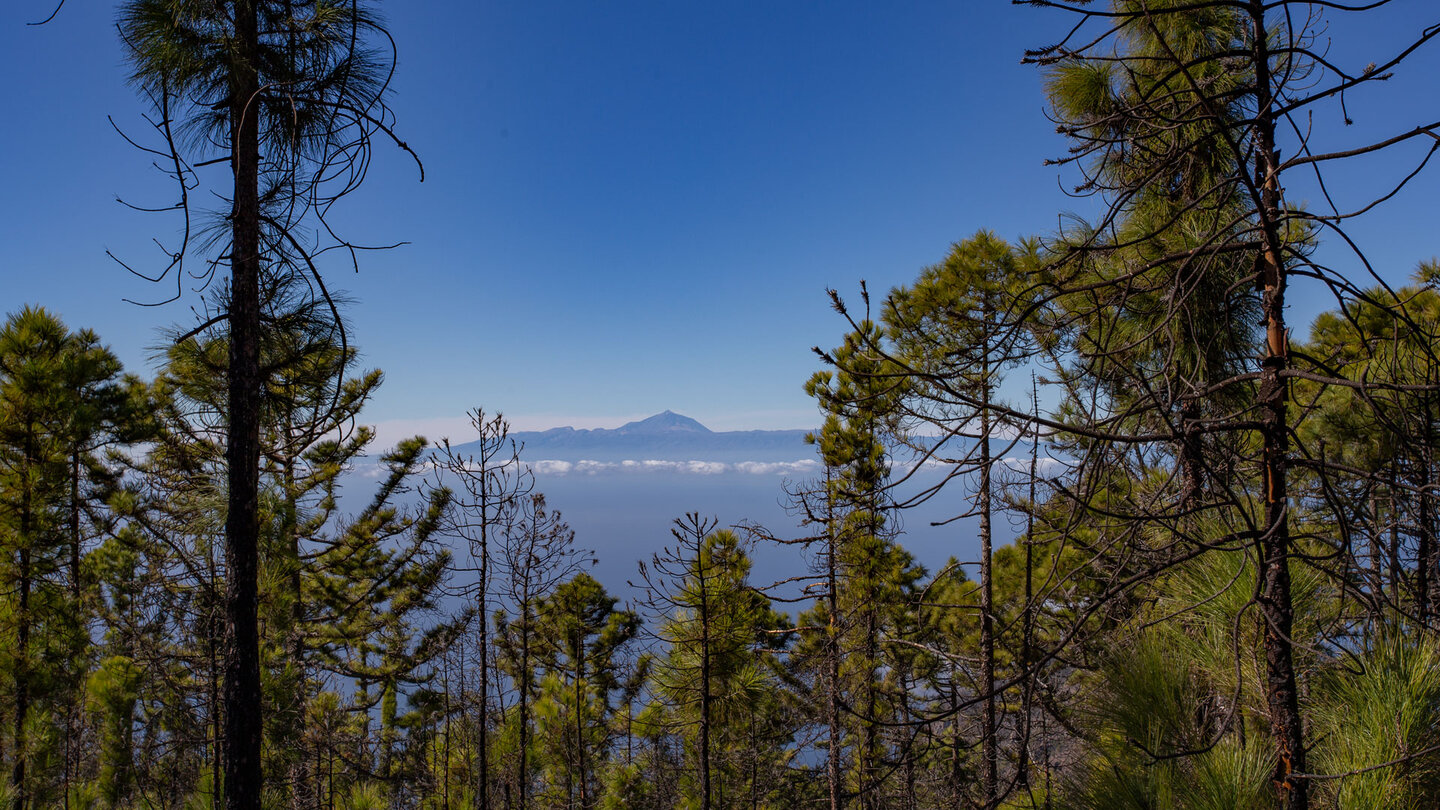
top-left (448, 411), bottom-right (815, 463)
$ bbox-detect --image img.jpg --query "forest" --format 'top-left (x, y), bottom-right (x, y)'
top-left (3, 0), bottom-right (1440, 808)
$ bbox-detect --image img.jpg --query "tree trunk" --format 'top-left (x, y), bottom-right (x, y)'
top-left (861, 611), bottom-right (877, 810)
top-left (699, 551), bottom-right (713, 810)
top-left (478, 516), bottom-right (491, 810)
top-left (12, 436), bottom-right (34, 810)
top-left (829, 518), bottom-right (840, 810)
top-left (1421, 431), bottom-right (1438, 625)
top-left (69, 450), bottom-right (81, 603)
top-left (949, 682), bottom-right (963, 807)
top-left (64, 449), bottom-right (81, 810)
top-left (1250, 5), bottom-right (1308, 807)
top-left (826, 469), bottom-right (843, 810)
top-left (13, 546), bottom-right (30, 810)
top-left (979, 366), bottom-right (997, 809)
top-left (223, 0), bottom-right (265, 806)
top-left (575, 640), bottom-right (587, 810)
top-left (518, 607), bottom-right (532, 810)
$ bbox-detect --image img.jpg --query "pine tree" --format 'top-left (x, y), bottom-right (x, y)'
top-left (529, 572), bottom-right (639, 809)
top-left (638, 517), bottom-right (791, 810)
top-left (431, 409), bottom-right (534, 810)
top-left (1026, 3), bottom-right (1440, 806)
top-left (0, 306), bottom-right (142, 808)
top-left (493, 493), bottom-right (586, 810)
top-left (803, 330), bottom-right (929, 809)
top-left (881, 231), bottom-right (1040, 807)
top-left (117, 4), bottom-right (418, 802)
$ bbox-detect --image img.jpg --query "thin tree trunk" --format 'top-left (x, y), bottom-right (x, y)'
top-left (65, 449), bottom-right (82, 810)
top-left (861, 611), bottom-right (877, 810)
top-left (699, 548), bottom-right (713, 810)
top-left (518, 606), bottom-right (532, 810)
top-left (223, 0), bottom-right (265, 805)
top-left (826, 468), bottom-right (843, 810)
top-left (575, 641), bottom-right (587, 810)
top-left (949, 683), bottom-right (963, 807)
top-left (70, 450), bottom-right (81, 603)
top-left (478, 515), bottom-right (491, 810)
top-left (211, 557), bottom-right (223, 809)
top-left (10, 433), bottom-right (40, 810)
top-left (1371, 494), bottom-right (1384, 605)
top-left (12, 490), bottom-right (31, 810)
top-left (1421, 431), bottom-right (1437, 625)
top-left (979, 341), bottom-right (998, 810)
top-left (284, 442), bottom-right (309, 810)
top-left (1019, 375), bottom-right (1039, 794)
top-left (1251, 5), bottom-right (1307, 806)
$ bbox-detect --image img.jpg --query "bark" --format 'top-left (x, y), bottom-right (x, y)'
top-left (518, 605), bottom-right (532, 810)
top-left (478, 518), bottom-right (491, 810)
top-left (826, 470), bottom-right (842, 810)
top-left (699, 548), bottom-right (713, 810)
top-left (979, 352), bottom-right (997, 810)
top-left (223, 0), bottom-right (265, 805)
top-left (1421, 433), bottom-right (1437, 625)
top-left (1250, 4), bottom-right (1308, 808)
top-left (1019, 385), bottom-right (1039, 793)
top-left (574, 640), bottom-right (587, 810)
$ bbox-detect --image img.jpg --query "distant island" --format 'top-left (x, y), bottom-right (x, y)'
top-left (450, 411), bottom-right (815, 463)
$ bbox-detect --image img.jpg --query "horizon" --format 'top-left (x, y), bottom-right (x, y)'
top-left (369, 407), bottom-right (818, 452)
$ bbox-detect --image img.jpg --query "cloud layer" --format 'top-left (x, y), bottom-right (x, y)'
top-left (519, 456), bottom-right (1068, 477)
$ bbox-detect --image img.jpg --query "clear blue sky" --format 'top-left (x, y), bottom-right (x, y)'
top-left (3, 2), bottom-right (1437, 445)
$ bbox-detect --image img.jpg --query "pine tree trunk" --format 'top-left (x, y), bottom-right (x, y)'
top-left (861, 610), bottom-right (877, 810)
top-left (1421, 431), bottom-right (1437, 625)
top-left (1250, 5), bottom-right (1307, 807)
top-left (826, 472), bottom-right (843, 810)
top-left (979, 367), bottom-right (997, 810)
top-left (1019, 396), bottom-right (1038, 793)
top-left (699, 553), bottom-right (713, 810)
top-left (949, 683), bottom-right (963, 807)
top-left (224, 0), bottom-right (265, 806)
top-left (70, 450), bottom-right (81, 603)
top-left (518, 609), bottom-right (532, 810)
top-left (12, 436), bottom-right (34, 810)
top-left (13, 540), bottom-right (29, 810)
top-left (575, 642), bottom-right (587, 810)
top-left (65, 449), bottom-right (81, 810)
top-left (478, 516), bottom-right (491, 810)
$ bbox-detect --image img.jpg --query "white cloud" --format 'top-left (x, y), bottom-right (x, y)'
top-left (734, 460), bottom-right (822, 476)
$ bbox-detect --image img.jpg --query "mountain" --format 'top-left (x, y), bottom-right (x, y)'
top-left (613, 410), bottom-right (710, 435)
top-left (449, 411), bottom-right (813, 463)
top-left (428, 411), bottom-right (987, 594)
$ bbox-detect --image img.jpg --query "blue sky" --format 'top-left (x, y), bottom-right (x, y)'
top-left (3, 2), bottom-right (1438, 447)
